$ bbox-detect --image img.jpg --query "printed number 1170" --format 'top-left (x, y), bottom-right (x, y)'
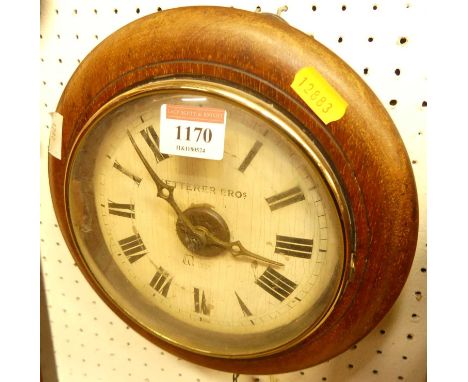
top-left (175, 125), bottom-right (213, 143)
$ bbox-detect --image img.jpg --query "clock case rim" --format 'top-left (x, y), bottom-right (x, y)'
top-left (48, 6), bottom-right (419, 374)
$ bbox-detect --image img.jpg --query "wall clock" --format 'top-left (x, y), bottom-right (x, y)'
top-left (48, 6), bottom-right (418, 374)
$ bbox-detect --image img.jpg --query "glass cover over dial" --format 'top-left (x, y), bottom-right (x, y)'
top-left (67, 80), bottom-right (346, 357)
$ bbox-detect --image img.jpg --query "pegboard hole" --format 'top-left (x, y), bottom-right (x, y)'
top-left (373, 4), bottom-right (378, 10)
top-left (363, 68), bottom-right (369, 75)
top-left (415, 291), bottom-right (423, 300)
top-left (348, 364), bottom-right (354, 369)
top-left (338, 37), bottom-right (343, 43)
top-left (373, 370), bottom-right (379, 374)
top-left (376, 349), bottom-right (383, 354)
top-left (389, 99), bottom-right (398, 106)
top-left (114, 9), bottom-right (118, 14)
top-left (399, 37), bottom-right (408, 45)
top-left (422, 100), bottom-right (427, 107)
top-left (368, 37), bottom-right (374, 42)
top-left (420, 267), bottom-right (426, 273)
top-left (406, 334), bottom-right (414, 340)
top-left (136, 8), bottom-right (140, 14)
top-left (398, 376), bottom-right (404, 380)
top-left (341, 5), bottom-right (347, 11)
top-left (402, 355), bottom-right (408, 360)
top-left (395, 68), bottom-right (401, 76)
top-left (312, 5), bottom-right (317, 11)
top-left (379, 329), bottom-right (386, 335)
top-left (157, 7), bottom-right (163, 12)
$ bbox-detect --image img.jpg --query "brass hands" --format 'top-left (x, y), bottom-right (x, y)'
top-left (194, 226), bottom-right (283, 267)
top-left (127, 130), bottom-right (283, 267)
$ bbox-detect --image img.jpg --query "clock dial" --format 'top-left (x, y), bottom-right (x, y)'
top-left (67, 81), bottom-right (346, 356)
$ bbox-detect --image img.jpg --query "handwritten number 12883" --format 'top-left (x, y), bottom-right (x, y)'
top-left (297, 77), bottom-right (333, 114)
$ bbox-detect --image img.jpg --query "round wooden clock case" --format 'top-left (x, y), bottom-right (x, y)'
top-left (49, 6), bottom-right (418, 374)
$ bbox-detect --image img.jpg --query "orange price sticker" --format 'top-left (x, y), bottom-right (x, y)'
top-left (291, 67), bottom-right (348, 125)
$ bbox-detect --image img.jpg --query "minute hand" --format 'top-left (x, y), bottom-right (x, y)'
top-left (126, 130), bottom-right (196, 232)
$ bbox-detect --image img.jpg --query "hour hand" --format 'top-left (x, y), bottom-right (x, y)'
top-left (196, 226), bottom-right (284, 267)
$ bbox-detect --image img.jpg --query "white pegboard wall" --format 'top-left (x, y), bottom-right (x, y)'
top-left (40, 1), bottom-right (427, 381)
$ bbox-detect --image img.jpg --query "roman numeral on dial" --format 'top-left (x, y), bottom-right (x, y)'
top-left (194, 288), bottom-right (210, 316)
top-left (108, 201), bottom-right (135, 219)
top-left (265, 186), bottom-right (305, 211)
top-left (235, 291), bottom-right (255, 324)
top-left (113, 160), bottom-right (142, 185)
top-left (238, 140), bottom-right (263, 173)
top-left (275, 235), bottom-right (314, 259)
top-left (256, 267), bottom-right (298, 301)
top-left (118, 233), bottom-right (147, 263)
top-left (149, 267), bottom-right (172, 297)
top-left (140, 126), bottom-right (169, 163)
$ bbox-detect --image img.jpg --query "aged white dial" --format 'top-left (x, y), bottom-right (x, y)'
top-left (67, 80), bottom-right (345, 356)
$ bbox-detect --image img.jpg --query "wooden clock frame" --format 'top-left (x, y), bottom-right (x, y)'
top-left (48, 6), bottom-right (418, 374)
